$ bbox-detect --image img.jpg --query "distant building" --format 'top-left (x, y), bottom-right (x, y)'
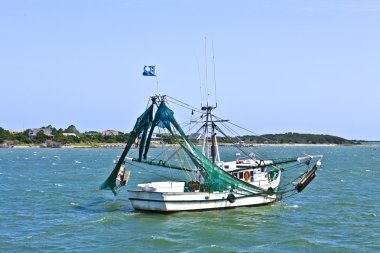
top-left (236, 140), bottom-right (246, 146)
top-left (28, 127), bottom-right (53, 138)
top-left (137, 133), bottom-right (162, 144)
top-left (102, 130), bottom-right (120, 136)
top-left (63, 133), bottom-right (78, 137)
top-left (189, 133), bottom-right (204, 144)
top-left (151, 133), bottom-right (162, 143)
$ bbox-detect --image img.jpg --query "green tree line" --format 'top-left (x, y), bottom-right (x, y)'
top-left (0, 125), bottom-right (131, 145)
top-left (1, 126), bottom-right (361, 146)
top-left (220, 132), bottom-right (360, 145)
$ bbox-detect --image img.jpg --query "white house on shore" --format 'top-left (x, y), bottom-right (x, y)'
top-left (63, 133), bottom-right (78, 137)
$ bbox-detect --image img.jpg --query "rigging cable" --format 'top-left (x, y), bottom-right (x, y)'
top-left (127, 161), bottom-right (175, 181)
top-left (167, 95), bottom-right (278, 147)
top-left (216, 115), bottom-right (279, 145)
top-left (166, 96), bottom-right (203, 114)
top-left (216, 117), bottom-right (272, 160)
top-left (217, 120), bottom-right (266, 160)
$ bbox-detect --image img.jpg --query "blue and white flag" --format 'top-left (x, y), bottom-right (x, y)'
top-left (142, 65), bottom-right (156, 76)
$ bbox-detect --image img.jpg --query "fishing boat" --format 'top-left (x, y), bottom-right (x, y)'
top-left (100, 95), bottom-right (323, 212)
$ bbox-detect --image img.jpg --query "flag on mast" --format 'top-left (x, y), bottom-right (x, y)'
top-left (142, 66), bottom-right (156, 76)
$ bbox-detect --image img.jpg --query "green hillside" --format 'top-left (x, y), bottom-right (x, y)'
top-left (237, 132), bottom-right (358, 145)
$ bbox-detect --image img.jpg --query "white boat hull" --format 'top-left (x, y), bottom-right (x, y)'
top-left (128, 190), bottom-right (277, 212)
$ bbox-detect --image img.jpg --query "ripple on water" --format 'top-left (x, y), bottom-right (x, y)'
top-left (90, 217), bottom-right (114, 223)
top-left (150, 235), bottom-right (179, 247)
top-left (70, 202), bottom-right (83, 208)
top-left (279, 238), bottom-right (322, 251)
top-left (283, 204), bottom-right (299, 209)
top-left (366, 213), bottom-right (379, 218)
top-left (335, 201), bottom-right (357, 207)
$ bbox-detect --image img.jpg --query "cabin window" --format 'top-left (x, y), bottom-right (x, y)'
top-left (239, 172), bottom-right (243, 179)
top-left (233, 172), bottom-right (237, 178)
top-left (224, 165), bottom-right (229, 169)
top-left (250, 171), bottom-right (253, 177)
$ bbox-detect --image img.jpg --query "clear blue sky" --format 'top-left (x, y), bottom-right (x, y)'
top-left (1, 1), bottom-right (379, 140)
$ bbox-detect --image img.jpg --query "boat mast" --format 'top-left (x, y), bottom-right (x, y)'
top-left (199, 39), bottom-right (224, 164)
top-left (201, 104), bottom-right (224, 164)
top-left (201, 106), bottom-right (209, 157)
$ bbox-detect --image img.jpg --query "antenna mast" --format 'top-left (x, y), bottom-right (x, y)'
top-left (204, 37), bottom-right (209, 105)
top-left (212, 41), bottom-right (218, 107)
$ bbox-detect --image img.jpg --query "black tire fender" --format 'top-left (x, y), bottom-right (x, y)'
top-left (227, 193), bottom-right (236, 203)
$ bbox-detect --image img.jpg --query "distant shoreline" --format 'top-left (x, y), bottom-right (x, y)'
top-left (8, 143), bottom-right (375, 149)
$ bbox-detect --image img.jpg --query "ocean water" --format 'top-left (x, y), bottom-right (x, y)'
top-left (0, 146), bottom-right (379, 252)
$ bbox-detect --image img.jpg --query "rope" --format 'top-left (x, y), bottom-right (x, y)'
top-left (279, 190), bottom-right (299, 200)
top-left (127, 161), bottom-right (174, 181)
top-left (166, 98), bottom-right (273, 162)
top-left (168, 146), bottom-right (190, 181)
top-left (167, 96), bottom-right (279, 147)
top-left (166, 96), bottom-right (203, 114)
top-left (216, 122), bottom-right (264, 160)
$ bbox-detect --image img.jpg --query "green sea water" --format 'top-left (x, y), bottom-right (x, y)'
top-left (0, 146), bottom-right (379, 252)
